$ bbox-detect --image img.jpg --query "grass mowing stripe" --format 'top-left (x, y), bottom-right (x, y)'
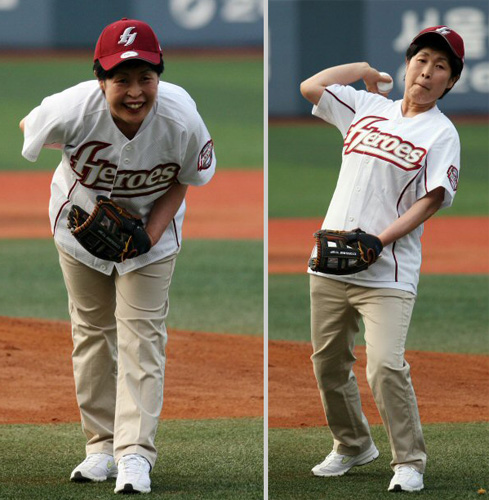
top-left (170, 240), bottom-right (263, 335)
top-left (269, 124), bottom-right (489, 217)
top-left (1, 57), bottom-right (262, 171)
top-left (268, 273), bottom-right (489, 353)
top-left (0, 239), bottom-right (263, 335)
top-left (0, 418), bottom-right (263, 500)
top-left (269, 422), bottom-right (488, 499)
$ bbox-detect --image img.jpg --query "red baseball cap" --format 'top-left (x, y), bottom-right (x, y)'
top-left (410, 25), bottom-right (465, 66)
top-left (94, 18), bottom-right (163, 70)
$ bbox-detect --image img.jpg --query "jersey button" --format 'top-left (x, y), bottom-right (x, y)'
top-left (124, 158), bottom-right (130, 164)
top-left (349, 216), bottom-right (355, 222)
top-left (125, 145), bottom-right (132, 151)
top-left (356, 186), bottom-right (361, 192)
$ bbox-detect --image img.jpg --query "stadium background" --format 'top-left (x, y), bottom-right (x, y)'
top-left (0, 1), bottom-right (264, 499)
top-left (268, 1), bottom-right (489, 499)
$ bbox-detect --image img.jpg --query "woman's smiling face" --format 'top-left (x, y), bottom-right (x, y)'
top-left (99, 63), bottom-right (159, 139)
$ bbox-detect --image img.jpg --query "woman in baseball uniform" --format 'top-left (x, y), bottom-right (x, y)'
top-left (20, 18), bottom-right (215, 494)
top-left (300, 26), bottom-right (464, 492)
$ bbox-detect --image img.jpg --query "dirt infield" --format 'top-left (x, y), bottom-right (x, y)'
top-left (0, 170), bottom-right (263, 240)
top-left (1, 316), bottom-right (487, 427)
top-left (269, 217), bottom-right (489, 274)
top-left (269, 340), bottom-right (489, 428)
top-left (0, 317), bottom-right (263, 424)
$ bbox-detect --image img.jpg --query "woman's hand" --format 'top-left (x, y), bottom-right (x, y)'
top-left (363, 68), bottom-right (393, 96)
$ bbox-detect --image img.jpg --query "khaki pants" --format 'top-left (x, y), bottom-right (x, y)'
top-left (310, 275), bottom-right (426, 472)
top-left (57, 246), bottom-right (176, 468)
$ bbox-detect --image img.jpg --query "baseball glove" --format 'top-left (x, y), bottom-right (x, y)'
top-left (67, 196), bottom-right (152, 263)
top-left (308, 228), bottom-right (383, 275)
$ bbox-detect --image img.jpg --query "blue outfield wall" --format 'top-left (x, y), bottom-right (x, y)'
top-left (0, 0), bottom-right (263, 49)
top-left (269, 0), bottom-right (489, 116)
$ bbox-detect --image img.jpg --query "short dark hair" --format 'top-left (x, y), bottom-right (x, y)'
top-left (93, 58), bottom-right (164, 81)
top-left (405, 33), bottom-right (463, 98)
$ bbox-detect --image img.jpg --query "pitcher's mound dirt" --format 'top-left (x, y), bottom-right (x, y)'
top-left (1, 317), bottom-right (488, 427)
top-left (0, 317), bottom-right (263, 424)
top-left (269, 340), bottom-right (489, 427)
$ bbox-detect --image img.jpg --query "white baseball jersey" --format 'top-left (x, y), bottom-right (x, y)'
top-left (309, 84), bottom-right (460, 294)
top-left (22, 80), bottom-right (216, 275)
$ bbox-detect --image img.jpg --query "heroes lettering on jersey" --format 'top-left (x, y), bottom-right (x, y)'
top-left (344, 116), bottom-right (427, 171)
top-left (70, 141), bottom-right (181, 197)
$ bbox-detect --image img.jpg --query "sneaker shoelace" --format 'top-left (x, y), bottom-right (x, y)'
top-left (322, 451), bottom-right (341, 465)
top-left (396, 466), bottom-right (417, 477)
top-left (83, 453), bottom-right (109, 467)
top-left (121, 456), bottom-right (148, 475)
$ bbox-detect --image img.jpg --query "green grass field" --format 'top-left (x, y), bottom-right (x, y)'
top-left (0, 418), bottom-right (263, 500)
top-left (0, 238), bottom-right (263, 335)
top-left (269, 423), bottom-right (488, 499)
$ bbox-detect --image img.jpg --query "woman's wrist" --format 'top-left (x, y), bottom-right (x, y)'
top-left (146, 229), bottom-right (156, 248)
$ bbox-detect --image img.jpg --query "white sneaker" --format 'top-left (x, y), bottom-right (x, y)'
top-left (70, 453), bottom-right (118, 482)
top-left (388, 465), bottom-right (424, 492)
top-left (114, 454), bottom-right (151, 494)
top-left (312, 443), bottom-right (379, 477)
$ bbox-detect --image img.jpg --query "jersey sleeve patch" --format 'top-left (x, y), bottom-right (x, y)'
top-left (197, 139), bottom-right (214, 171)
top-left (447, 165), bottom-right (459, 191)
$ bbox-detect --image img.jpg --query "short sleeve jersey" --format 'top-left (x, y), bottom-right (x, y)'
top-left (22, 80), bottom-right (216, 275)
top-left (309, 84), bottom-right (461, 294)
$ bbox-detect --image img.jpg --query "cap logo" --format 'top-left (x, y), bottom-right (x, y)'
top-left (120, 51), bottom-right (139, 59)
top-left (118, 27), bottom-right (137, 46)
top-left (435, 26), bottom-right (451, 36)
